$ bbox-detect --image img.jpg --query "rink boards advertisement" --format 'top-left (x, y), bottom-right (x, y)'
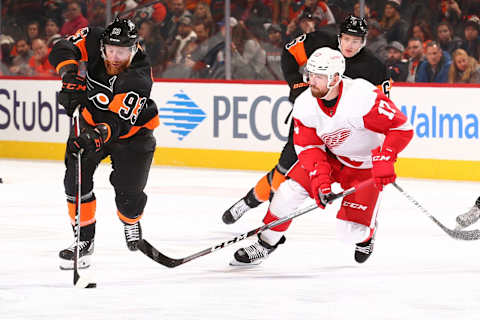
top-left (0, 78), bottom-right (479, 180)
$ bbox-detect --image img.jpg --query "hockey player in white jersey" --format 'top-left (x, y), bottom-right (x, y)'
top-left (231, 47), bottom-right (413, 266)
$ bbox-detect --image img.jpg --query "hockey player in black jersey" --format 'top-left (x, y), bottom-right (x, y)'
top-left (223, 15), bottom-right (390, 263)
top-left (49, 18), bottom-right (159, 270)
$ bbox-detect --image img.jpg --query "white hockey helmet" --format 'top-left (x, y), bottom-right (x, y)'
top-left (304, 47), bottom-right (345, 87)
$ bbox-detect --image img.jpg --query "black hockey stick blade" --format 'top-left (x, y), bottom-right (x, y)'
top-left (138, 179), bottom-right (373, 267)
top-left (392, 182), bottom-right (480, 240)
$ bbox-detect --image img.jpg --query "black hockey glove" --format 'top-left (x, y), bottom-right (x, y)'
top-left (67, 124), bottom-right (110, 155)
top-left (58, 72), bottom-right (87, 117)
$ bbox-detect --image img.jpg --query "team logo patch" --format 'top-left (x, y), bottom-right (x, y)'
top-left (158, 90), bottom-right (207, 141)
top-left (321, 128), bottom-right (351, 149)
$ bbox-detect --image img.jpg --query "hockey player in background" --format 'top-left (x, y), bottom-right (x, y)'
top-left (455, 197), bottom-right (480, 229)
top-left (49, 18), bottom-right (159, 270)
top-left (230, 48), bottom-right (413, 266)
top-left (222, 16), bottom-right (389, 225)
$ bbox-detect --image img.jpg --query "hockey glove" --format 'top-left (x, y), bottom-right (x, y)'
top-left (67, 123), bottom-right (110, 155)
top-left (58, 72), bottom-right (87, 117)
top-left (309, 162), bottom-right (332, 209)
top-left (371, 146), bottom-right (397, 191)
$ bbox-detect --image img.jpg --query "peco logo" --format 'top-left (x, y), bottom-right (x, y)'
top-left (158, 90), bottom-right (207, 141)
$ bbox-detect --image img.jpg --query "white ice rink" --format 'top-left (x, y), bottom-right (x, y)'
top-left (1, 159), bottom-right (480, 320)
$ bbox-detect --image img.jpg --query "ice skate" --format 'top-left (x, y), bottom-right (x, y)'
top-left (230, 235), bottom-right (285, 266)
top-left (455, 197), bottom-right (480, 230)
top-left (354, 229), bottom-right (376, 264)
top-left (59, 239), bottom-right (94, 270)
top-left (124, 221), bottom-right (142, 251)
top-left (222, 198), bottom-right (252, 224)
top-left (222, 189), bottom-right (261, 224)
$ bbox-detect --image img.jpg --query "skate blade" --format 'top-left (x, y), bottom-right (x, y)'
top-left (229, 258), bottom-right (264, 267)
top-left (59, 256), bottom-right (91, 270)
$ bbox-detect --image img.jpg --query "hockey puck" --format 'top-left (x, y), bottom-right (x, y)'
top-left (86, 283), bottom-right (97, 288)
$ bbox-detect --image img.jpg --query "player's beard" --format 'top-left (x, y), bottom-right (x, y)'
top-left (104, 59), bottom-right (130, 75)
top-left (310, 85), bottom-right (328, 98)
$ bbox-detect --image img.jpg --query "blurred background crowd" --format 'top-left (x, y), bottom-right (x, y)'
top-left (0, 0), bottom-right (479, 83)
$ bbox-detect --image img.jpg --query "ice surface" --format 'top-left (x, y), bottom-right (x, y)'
top-left (1, 159), bottom-right (480, 320)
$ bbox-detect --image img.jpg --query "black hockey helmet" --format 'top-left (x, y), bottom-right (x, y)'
top-left (102, 18), bottom-right (139, 47)
top-left (339, 15), bottom-right (368, 38)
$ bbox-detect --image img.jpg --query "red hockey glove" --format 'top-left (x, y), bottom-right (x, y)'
top-left (58, 72), bottom-right (87, 117)
top-left (309, 162), bottom-right (332, 209)
top-left (371, 146), bottom-right (397, 191)
top-left (67, 123), bottom-right (110, 155)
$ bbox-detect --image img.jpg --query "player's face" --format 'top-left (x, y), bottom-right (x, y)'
top-left (104, 44), bottom-right (133, 75)
top-left (339, 34), bottom-right (363, 58)
top-left (307, 72), bottom-right (329, 98)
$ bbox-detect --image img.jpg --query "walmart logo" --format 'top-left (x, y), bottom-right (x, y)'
top-left (158, 90), bottom-right (207, 141)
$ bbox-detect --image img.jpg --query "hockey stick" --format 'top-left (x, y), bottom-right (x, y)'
top-left (72, 110), bottom-right (96, 288)
top-left (138, 178), bottom-right (373, 268)
top-left (393, 182), bottom-right (480, 240)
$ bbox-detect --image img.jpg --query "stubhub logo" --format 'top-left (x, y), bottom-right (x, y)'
top-left (158, 90), bottom-right (206, 141)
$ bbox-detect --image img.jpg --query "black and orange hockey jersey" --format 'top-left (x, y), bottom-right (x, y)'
top-left (281, 29), bottom-right (389, 103)
top-left (49, 27), bottom-right (159, 140)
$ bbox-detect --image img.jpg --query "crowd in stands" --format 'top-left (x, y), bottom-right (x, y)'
top-left (0, 0), bottom-right (479, 83)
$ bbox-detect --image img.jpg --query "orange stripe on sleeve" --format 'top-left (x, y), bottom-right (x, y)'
top-left (74, 37), bottom-right (88, 61)
top-left (56, 60), bottom-right (78, 73)
top-left (288, 41), bottom-right (308, 66)
top-left (81, 108), bottom-right (96, 126)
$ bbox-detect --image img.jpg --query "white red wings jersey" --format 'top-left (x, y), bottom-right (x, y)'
top-left (292, 77), bottom-right (412, 169)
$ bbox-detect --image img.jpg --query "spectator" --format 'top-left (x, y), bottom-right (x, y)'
top-left (438, 0), bottom-right (463, 36)
top-left (193, 1), bottom-right (215, 33)
top-left (132, 0), bottom-right (167, 27)
top-left (286, 10), bottom-right (316, 40)
top-left (9, 38), bottom-right (33, 76)
top-left (138, 20), bottom-right (168, 77)
top-left (448, 48), bottom-right (480, 83)
top-left (416, 41), bottom-right (452, 82)
top-left (354, 2), bottom-right (372, 19)
top-left (436, 21), bottom-right (463, 55)
top-left (407, 20), bottom-right (433, 47)
top-left (169, 16), bottom-right (197, 64)
top-left (60, 1), bottom-right (89, 36)
top-left (290, 0), bottom-right (335, 28)
top-left (271, 0), bottom-right (291, 25)
top-left (45, 18), bottom-right (62, 48)
top-left (29, 38), bottom-right (56, 77)
top-left (386, 41), bottom-right (408, 81)
top-left (26, 21), bottom-right (41, 45)
top-left (405, 37), bottom-right (425, 82)
top-left (366, 18), bottom-right (388, 63)
top-left (87, 1), bottom-right (106, 27)
top-left (262, 24), bottom-right (284, 80)
top-left (230, 22), bottom-right (268, 79)
top-left (380, 0), bottom-right (408, 45)
top-left (0, 35), bottom-right (15, 72)
top-left (161, 0), bottom-right (192, 41)
top-left (461, 15), bottom-right (480, 61)
top-left (235, 0), bottom-right (272, 40)
top-left (163, 19), bottom-right (214, 79)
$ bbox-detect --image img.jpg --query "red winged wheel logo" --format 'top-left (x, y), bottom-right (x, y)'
top-left (321, 128), bottom-right (351, 149)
